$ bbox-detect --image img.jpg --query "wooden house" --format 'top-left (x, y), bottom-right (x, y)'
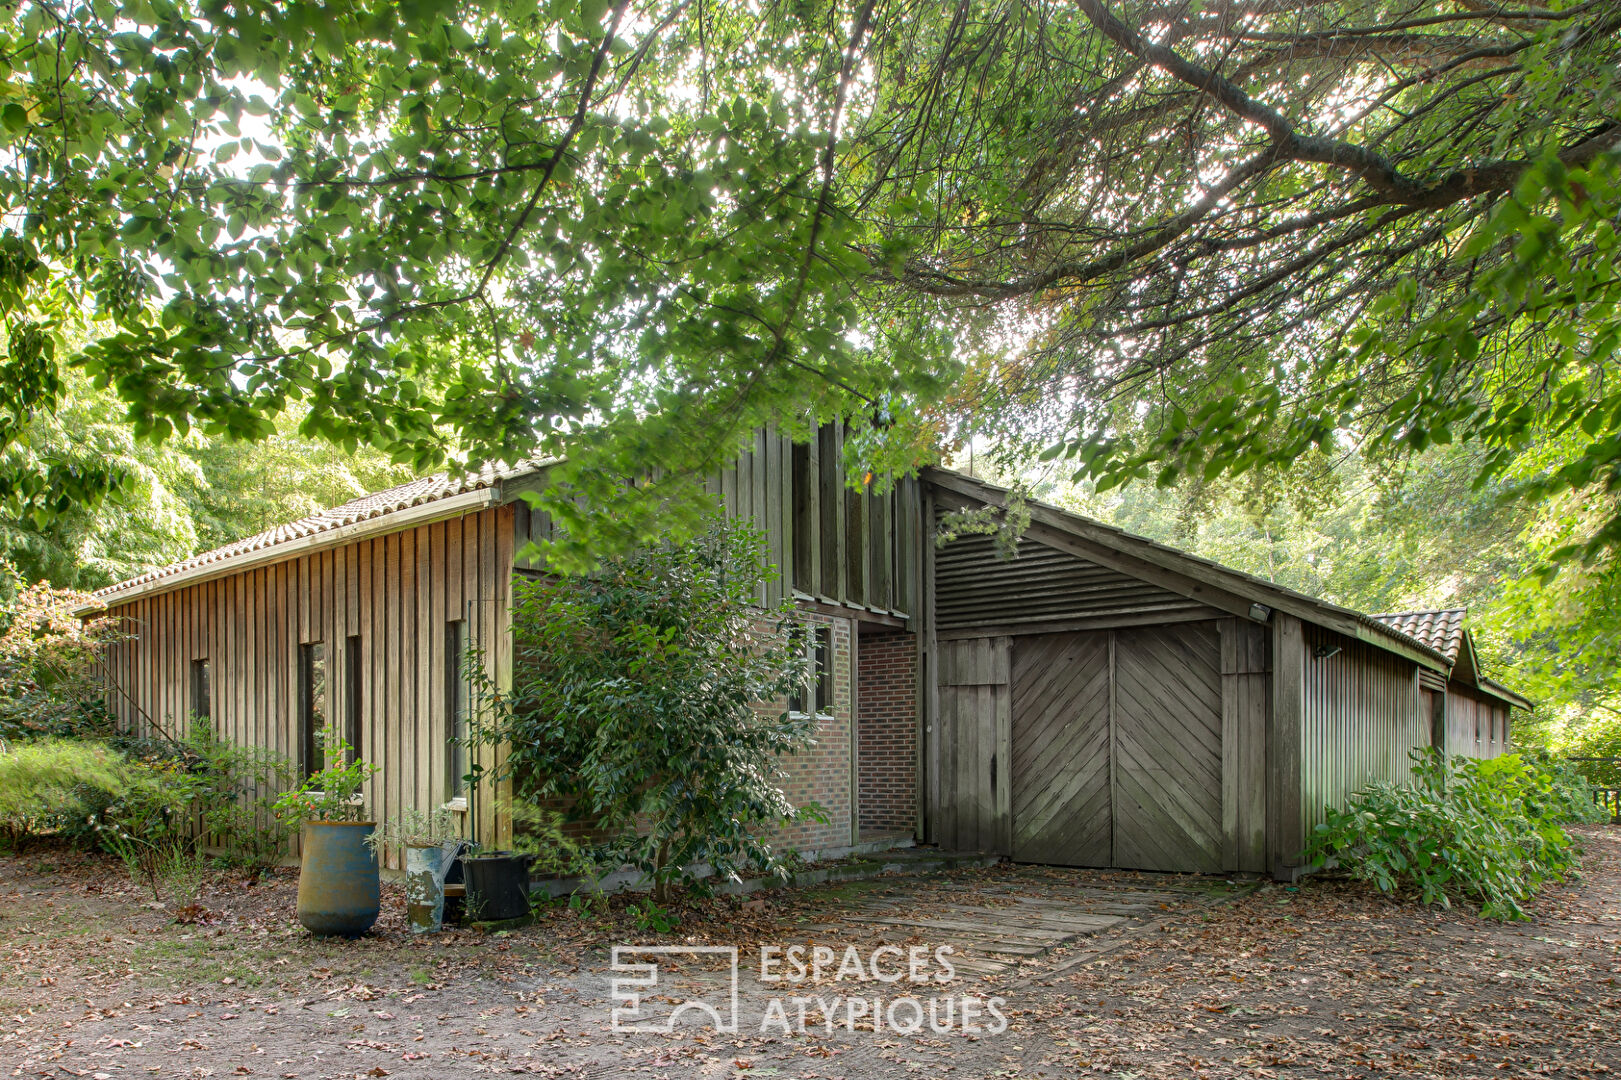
top-left (87, 430), bottom-right (1530, 879)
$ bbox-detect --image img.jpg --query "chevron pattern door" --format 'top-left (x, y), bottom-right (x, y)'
top-left (1112, 623), bottom-right (1224, 872)
top-left (1009, 623), bottom-right (1223, 871)
top-left (1010, 631), bottom-right (1111, 865)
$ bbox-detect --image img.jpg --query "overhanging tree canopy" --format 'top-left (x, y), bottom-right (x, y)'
top-left (2, 0), bottom-right (1617, 562)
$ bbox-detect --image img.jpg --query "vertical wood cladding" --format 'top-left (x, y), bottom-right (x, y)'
top-left (508, 423), bottom-right (922, 620)
top-left (1299, 623), bottom-right (1427, 838)
top-left (1444, 687), bottom-right (1512, 759)
top-left (99, 505), bottom-right (515, 858)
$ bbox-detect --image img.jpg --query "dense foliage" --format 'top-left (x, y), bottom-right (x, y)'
top-left (0, 722), bottom-right (293, 886)
top-left (4, 0), bottom-right (1616, 571)
top-left (476, 518), bottom-right (819, 901)
top-left (0, 737), bottom-right (129, 850)
top-left (1, 366), bottom-right (414, 593)
top-left (1305, 749), bottom-right (1605, 920)
top-left (942, 434), bottom-right (1616, 742)
top-left (0, 578), bottom-right (125, 740)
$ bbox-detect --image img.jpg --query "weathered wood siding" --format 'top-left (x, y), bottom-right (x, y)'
top-left (932, 506), bottom-right (1221, 638)
top-left (935, 619), bottom-right (1268, 874)
top-left (1009, 631), bottom-right (1111, 866)
top-left (100, 505), bottom-right (516, 856)
top-left (790, 423), bottom-right (922, 616)
top-left (509, 424), bottom-right (923, 619)
top-left (1299, 623), bottom-right (1427, 837)
top-left (1111, 622), bottom-right (1225, 872)
top-left (1444, 686), bottom-right (1512, 759)
top-left (931, 636), bottom-right (1011, 854)
top-left (1220, 618), bottom-right (1270, 873)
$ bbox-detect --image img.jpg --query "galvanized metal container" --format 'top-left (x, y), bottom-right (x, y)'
top-left (296, 822), bottom-right (380, 937)
top-left (403, 844), bottom-right (448, 934)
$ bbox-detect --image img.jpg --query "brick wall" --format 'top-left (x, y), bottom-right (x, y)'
top-left (774, 612), bottom-right (854, 852)
top-left (857, 629), bottom-right (917, 836)
top-left (513, 609), bottom-right (862, 861)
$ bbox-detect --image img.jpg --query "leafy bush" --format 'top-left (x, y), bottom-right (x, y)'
top-left (473, 516), bottom-right (821, 902)
top-left (95, 720), bottom-right (297, 877)
top-left (1306, 749), bottom-right (1606, 919)
top-left (0, 579), bottom-right (128, 741)
top-left (271, 733), bottom-right (377, 824)
top-left (0, 738), bottom-right (132, 850)
top-left (1556, 713), bottom-right (1621, 787)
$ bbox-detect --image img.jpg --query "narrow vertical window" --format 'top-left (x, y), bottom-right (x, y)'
top-left (789, 623), bottom-right (834, 716)
top-left (301, 641), bottom-right (327, 779)
top-left (788, 623), bottom-right (809, 715)
top-left (446, 621), bottom-right (466, 798)
top-left (813, 626), bottom-right (832, 715)
top-left (190, 658), bottom-right (211, 722)
top-left (345, 635), bottom-right (363, 762)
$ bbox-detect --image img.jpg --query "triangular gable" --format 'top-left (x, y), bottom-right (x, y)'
top-left (925, 468), bottom-right (1452, 673)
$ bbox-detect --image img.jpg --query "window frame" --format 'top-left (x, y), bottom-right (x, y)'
top-left (300, 640), bottom-right (328, 780)
top-left (788, 623), bottom-right (835, 719)
top-left (446, 620), bottom-right (467, 799)
top-left (189, 657), bottom-right (211, 723)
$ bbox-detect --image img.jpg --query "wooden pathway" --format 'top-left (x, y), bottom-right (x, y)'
top-left (795, 867), bottom-right (1234, 979)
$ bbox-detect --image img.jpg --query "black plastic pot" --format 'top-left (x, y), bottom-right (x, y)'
top-left (461, 851), bottom-right (533, 921)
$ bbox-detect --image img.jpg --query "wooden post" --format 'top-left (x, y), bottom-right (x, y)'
top-left (1269, 613), bottom-right (1306, 880)
top-left (919, 485), bottom-right (937, 844)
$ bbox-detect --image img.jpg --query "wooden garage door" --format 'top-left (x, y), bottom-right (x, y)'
top-left (1112, 624), bottom-right (1223, 873)
top-left (1010, 631), bottom-right (1111, 865)
top-left (1009, 623), bottom-right (1223, 872)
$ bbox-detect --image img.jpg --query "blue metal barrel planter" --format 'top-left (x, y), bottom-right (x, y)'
top-left (297, 821), bottom-right (381, 937)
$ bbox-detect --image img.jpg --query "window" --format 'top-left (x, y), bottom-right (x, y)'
top-left (788, 624), bottom-right (833, 717)
top-left (446, 621), bottom-right (467, 798)
top-left (345, 635), bottom-right (363, 760)
top-left (190, 658), bottom-right (211, 722)
top-left (300, 641), bottom-right (327, 779)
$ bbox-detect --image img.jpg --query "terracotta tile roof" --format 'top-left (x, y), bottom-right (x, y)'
top-left (93, 459), bottom-right (547, 603)
top-left (1369, 609), bottom-right (1469, 665)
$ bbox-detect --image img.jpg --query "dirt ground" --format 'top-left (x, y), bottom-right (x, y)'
top-left (2, 827), bottom-right (1618, 1079)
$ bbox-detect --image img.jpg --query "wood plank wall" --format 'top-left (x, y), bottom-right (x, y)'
top-left (1219, 618), bottom-right (1269, 873)
top-left (789, 423), bottom-right (921, 615)
top-left (931, 636), bottom-right (1011, 854)
top-left (100, 504), bottom-right (516, 858)
top-left (930, 497), bottom-right (1221, 638)
top-left (510, 423), bottom-right (922, 619)
top-left (1298, 623), bottom-right (1427, 838)
top-left (1444, 687), bottom-right (1511, 759)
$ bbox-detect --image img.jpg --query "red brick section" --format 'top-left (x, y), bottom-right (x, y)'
top-left (774, 612), bottom-right (854, 852)
top-left (857, 629), bottom-right (917, 836)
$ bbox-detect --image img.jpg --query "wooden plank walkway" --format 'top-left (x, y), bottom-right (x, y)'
top-left (795, 867), bottom-right (1228, 979)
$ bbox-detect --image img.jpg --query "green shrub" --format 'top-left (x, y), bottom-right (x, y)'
top-left (1306, 748), bottom-right (1606, 919)
top-left (271, 733), bottom-right (377, 825)
top-left (473, 516), bottom-right (822, 903)
top-left (0, 738), bottom-right (133, 850)
top-left (97, 720), bottom-right (298, 877)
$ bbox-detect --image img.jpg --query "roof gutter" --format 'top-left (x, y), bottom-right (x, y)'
top-left (75, 486), bottom-right (505, 617)
top-left (1474, 676), bottom-right (1536, 713)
